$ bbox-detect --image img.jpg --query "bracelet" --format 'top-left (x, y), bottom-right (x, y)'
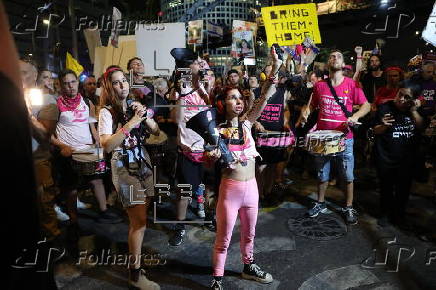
top-left (268, 75), bottom-right (276, 82)
top-left (357, 56), bottom-right (363, 59)
top-left (120, 127), bottom-right (130, 137)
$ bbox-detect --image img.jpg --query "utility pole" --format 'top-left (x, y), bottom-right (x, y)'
top-left (68, 0), bottom-right (79, 59)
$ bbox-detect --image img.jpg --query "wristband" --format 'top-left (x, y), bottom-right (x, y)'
top-left (357, 56), bottom-right (363, 59)
top-left (120, 127), bottom-right (130, 137)
top-left (146, 108), bottom-right (154, 119)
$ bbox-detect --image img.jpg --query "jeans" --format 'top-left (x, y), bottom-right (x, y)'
top-left (314, 139), bottom-right (354, 183)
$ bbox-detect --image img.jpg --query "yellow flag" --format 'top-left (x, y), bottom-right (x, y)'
top-left (66, 52), bottom-right (84, 76)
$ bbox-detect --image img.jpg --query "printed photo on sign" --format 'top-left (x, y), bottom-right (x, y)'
top-left (188, 20), bottom-right (203, 45)
top-left (232, 30), bottom-right (255, 58)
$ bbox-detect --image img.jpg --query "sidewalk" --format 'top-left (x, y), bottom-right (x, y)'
top-left (56, 168), bottom-right (436, 289)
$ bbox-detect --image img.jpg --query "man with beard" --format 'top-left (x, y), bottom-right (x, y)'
top-left (360, 54), bottom-right (386, 104)
top-left (50, 70), bottom-right (121, 252)
top-left (301, 50), bottom-right (370, 225)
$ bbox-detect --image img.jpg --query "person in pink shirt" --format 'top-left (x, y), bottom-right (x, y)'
top-left (301, 50), bottom-right (370, 225)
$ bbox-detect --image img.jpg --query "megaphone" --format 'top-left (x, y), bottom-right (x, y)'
top-left (186, 108), bottom-right (234, 167)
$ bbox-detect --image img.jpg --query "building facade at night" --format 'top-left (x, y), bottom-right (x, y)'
top-left (160, 0), bottom-right (258, 69)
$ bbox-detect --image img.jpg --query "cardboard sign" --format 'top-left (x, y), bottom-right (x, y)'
top-left (422, 2), bottom-right (436, 46)
top-left (136, 23), bottom-right (186, 77)
top-left (93, 35), bottom-right (136, 78)
top-left (262, 3), bottom-right (321, 47)
top-left (188, 20), bottom-right (203, 45)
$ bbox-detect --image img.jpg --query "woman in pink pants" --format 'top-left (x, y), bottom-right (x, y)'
top-left (208, 47), bottom-right (282, 289)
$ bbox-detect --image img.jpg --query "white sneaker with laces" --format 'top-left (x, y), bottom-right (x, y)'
top-left (242, 263), bottom-right (273, 284)
top-left (210, 279), bottom-right (223, 289)
top-left (54, 205), bottom-right (70, 221)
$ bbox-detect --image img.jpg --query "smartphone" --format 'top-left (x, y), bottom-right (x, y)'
top-left (272, 43), bottom-right (284, 61)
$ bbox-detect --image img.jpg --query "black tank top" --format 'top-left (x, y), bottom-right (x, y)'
top-left (258, 87), bottom-right (285, 131)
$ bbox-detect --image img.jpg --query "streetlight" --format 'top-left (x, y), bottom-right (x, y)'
top-left (380, 0), bottom-right (389, 7)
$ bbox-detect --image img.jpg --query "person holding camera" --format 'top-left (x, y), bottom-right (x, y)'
top-left (167, 49), bottom-right (212, 246)
top-left (207, 46), bottom-right (282, 290)
top-left (98, 66), bottom-right (160, 290)
top-left (373, 82), bottom-right (424, 228)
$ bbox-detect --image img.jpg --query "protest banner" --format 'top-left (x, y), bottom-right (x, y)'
top-left (231, 20), bottom-right (257, 64)
top-left (136, 23), bottom-right (186, 76)
top-left (188, 20), bottom-right (204, 45)
top-left (422, 2), bottom-right (436, 46)
top-left (261, 3), bottom-right (321, 47)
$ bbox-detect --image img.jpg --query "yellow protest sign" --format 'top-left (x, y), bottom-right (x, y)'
top-left (262, 3), bottom-right (321, 47)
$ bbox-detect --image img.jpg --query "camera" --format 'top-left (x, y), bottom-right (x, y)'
top-left (125, 99), bottom-right (155, 133)
top-left (172, 68), bottom-right (207, 93)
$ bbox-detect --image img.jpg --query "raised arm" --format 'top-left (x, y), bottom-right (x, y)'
top-left (353, 46), bottom-right (363, 81)
top-left (244, 47), bottom-right (283, 123)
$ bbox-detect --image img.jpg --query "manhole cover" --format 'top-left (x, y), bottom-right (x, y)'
top-left (288, 215), bottom-right (347, 240)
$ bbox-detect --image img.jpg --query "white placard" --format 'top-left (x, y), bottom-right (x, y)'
top-left (422, 2), bottom-right (436, 46)
top-left (244, 58), bottom-right (256, 66)
top-left (135, 23), bottom-right (186, 77)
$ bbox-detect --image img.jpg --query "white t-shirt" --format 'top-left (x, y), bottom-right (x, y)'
top-left (98, 107), bottom-right (145, 162)
top-left (56, 97), bottom-right (93, 150)
top-left (177, 91), bottom-right (207, 152)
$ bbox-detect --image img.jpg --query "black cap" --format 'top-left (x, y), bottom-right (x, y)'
top-left (170, 48), bottom-right (197, 68)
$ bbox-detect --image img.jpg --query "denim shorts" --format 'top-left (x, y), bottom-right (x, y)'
top-left (313, 139), bottom-right (354, 183)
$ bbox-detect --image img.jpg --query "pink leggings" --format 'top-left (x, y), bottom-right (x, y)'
top-left (212, 178), bottom-right (259, 277)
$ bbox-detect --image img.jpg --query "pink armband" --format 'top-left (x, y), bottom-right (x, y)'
top-left (120, 127), bottom-right (130, 137)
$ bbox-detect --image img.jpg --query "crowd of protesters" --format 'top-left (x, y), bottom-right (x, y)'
top-left (23, 44), bottom-right (436, 289)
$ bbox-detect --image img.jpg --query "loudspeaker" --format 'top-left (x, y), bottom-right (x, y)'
top-left (186, 108), bottom-right (234, 167)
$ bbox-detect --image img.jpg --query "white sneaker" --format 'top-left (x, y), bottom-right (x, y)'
top-left (129, 269), bottom-right (160, 290)
top-left (54, 205), bottom-right (70, 221)
top-left (77, 198), bottom-right (91, 209)
top-left (197, 203), bottom-right (206, 219)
